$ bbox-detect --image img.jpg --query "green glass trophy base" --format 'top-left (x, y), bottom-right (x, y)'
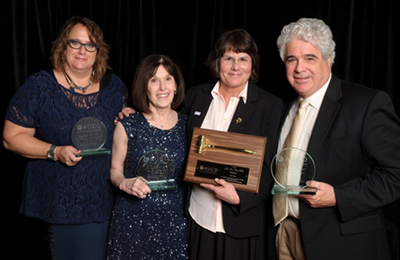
top-left (75, 148), bottom-right (111, 157)
top-left (272, 184), bottom-right (317, 195)
top-left (147, 179), bottom-right (177, 191)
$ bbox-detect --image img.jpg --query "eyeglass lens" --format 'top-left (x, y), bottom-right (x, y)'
top-left (67, 40), bottom-right (98, 52)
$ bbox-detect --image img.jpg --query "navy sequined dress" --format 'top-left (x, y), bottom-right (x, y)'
top-left (107, 112), bottom-right (188, 260)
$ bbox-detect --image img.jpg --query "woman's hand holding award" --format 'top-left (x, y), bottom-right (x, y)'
top-left (137, 149), bottom-right (177, 191)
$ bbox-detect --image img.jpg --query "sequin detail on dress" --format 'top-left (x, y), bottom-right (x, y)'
top-left (107, 112), bottom-right (188, 259)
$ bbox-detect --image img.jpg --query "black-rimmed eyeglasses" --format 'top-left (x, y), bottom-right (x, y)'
top-left (67, 39), bottom-right (99, 52)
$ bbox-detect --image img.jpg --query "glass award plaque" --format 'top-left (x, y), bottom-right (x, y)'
top-left (71, 117), bottom-right (111, 157)
top-left (271, 147), bottom-right (316, 195)
top-left (137, 149), bottom-right (177, 191)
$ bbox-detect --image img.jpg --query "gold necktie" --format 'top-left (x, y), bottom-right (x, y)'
top-left (273, 99), bottom-right (309, 225)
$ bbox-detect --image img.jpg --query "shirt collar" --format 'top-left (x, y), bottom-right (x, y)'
top-left (297, 73), bottom-right (331, 110)
top-left (211, 81), bottom-right (248, 104)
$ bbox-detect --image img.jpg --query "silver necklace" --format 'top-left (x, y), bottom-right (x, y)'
top-left (151, 112), bottom-right (174, 128)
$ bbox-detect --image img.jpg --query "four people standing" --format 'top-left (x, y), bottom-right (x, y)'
top-left (4, 15), bottom-right (400, 260)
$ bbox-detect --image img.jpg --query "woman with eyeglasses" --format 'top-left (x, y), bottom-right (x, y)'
top-left (181, 29), bottom-right (283, 260)
top-left (3, 16), bottom-right (127, 260)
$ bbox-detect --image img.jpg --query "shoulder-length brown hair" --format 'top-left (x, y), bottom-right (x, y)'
top-left (50, 16), bottom-right (110, 82)
top-left (131, 54), bottom-right (185, 113)
top-left (205, 29), bottom-right (261, 82)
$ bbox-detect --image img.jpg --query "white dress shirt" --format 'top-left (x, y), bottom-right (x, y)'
top-left (278, 74), bottom-right (331, 218)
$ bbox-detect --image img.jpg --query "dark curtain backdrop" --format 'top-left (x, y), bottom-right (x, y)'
top-left (1, 0), bottom-right (399, 259)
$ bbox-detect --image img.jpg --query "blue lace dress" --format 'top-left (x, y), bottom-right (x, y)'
top-left (5, 70), bottom-right (128, 224)
top-left (107, 112), bottom-right (188, 260)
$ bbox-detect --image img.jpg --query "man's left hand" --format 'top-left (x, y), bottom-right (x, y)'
top-left (297, 180), bottom-right (337, 208)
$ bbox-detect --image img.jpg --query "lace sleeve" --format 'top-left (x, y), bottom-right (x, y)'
top-left (5, 74), bottom-right (44, 128)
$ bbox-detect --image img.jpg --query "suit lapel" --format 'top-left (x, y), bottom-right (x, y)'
top-left (228, 83), bottom-right (258, 133)
top-left (307, 75), bottom-right (342, 156)
top-left (190, 85), bottom-right (213, 128)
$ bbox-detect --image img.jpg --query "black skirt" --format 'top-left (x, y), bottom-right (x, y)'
top-left (188, 216), bottom-right (267, 260)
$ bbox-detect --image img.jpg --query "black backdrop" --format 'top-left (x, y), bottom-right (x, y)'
top-left (1, 0), bottom-right (399, 259)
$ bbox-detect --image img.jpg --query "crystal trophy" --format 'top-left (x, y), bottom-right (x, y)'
top-left (137, 149), bottom-right (177, 191)
top-left (71, 117), bottom-right (111, 157)
top-left (271, 147), bottom-right (316, 195)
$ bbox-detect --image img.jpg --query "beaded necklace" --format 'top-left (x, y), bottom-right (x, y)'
top-left (64, 71), bottom-right (94, 93)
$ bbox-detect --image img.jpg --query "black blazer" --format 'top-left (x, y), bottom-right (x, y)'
top-left (289, 75), bottom-right (400, 260)
top-left (181, 82), bottom-right (283, 238)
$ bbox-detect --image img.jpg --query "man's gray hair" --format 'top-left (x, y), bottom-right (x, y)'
top-left (277, 18), bottom-right (336, 65)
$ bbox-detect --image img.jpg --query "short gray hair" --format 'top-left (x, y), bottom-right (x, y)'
top-left (277, 18), bottom-right (336, 66)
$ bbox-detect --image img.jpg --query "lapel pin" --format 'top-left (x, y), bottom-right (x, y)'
top-left (194, 111), bottom-right (201, 116)
top-left (236, 117), bottom-right (242, 124)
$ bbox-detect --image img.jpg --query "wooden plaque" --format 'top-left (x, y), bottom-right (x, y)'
top-left (184, 127), bottom-right (267, 193)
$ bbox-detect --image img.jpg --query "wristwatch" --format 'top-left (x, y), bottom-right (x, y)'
top-left (46, 144), bottom-right (57, 161)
